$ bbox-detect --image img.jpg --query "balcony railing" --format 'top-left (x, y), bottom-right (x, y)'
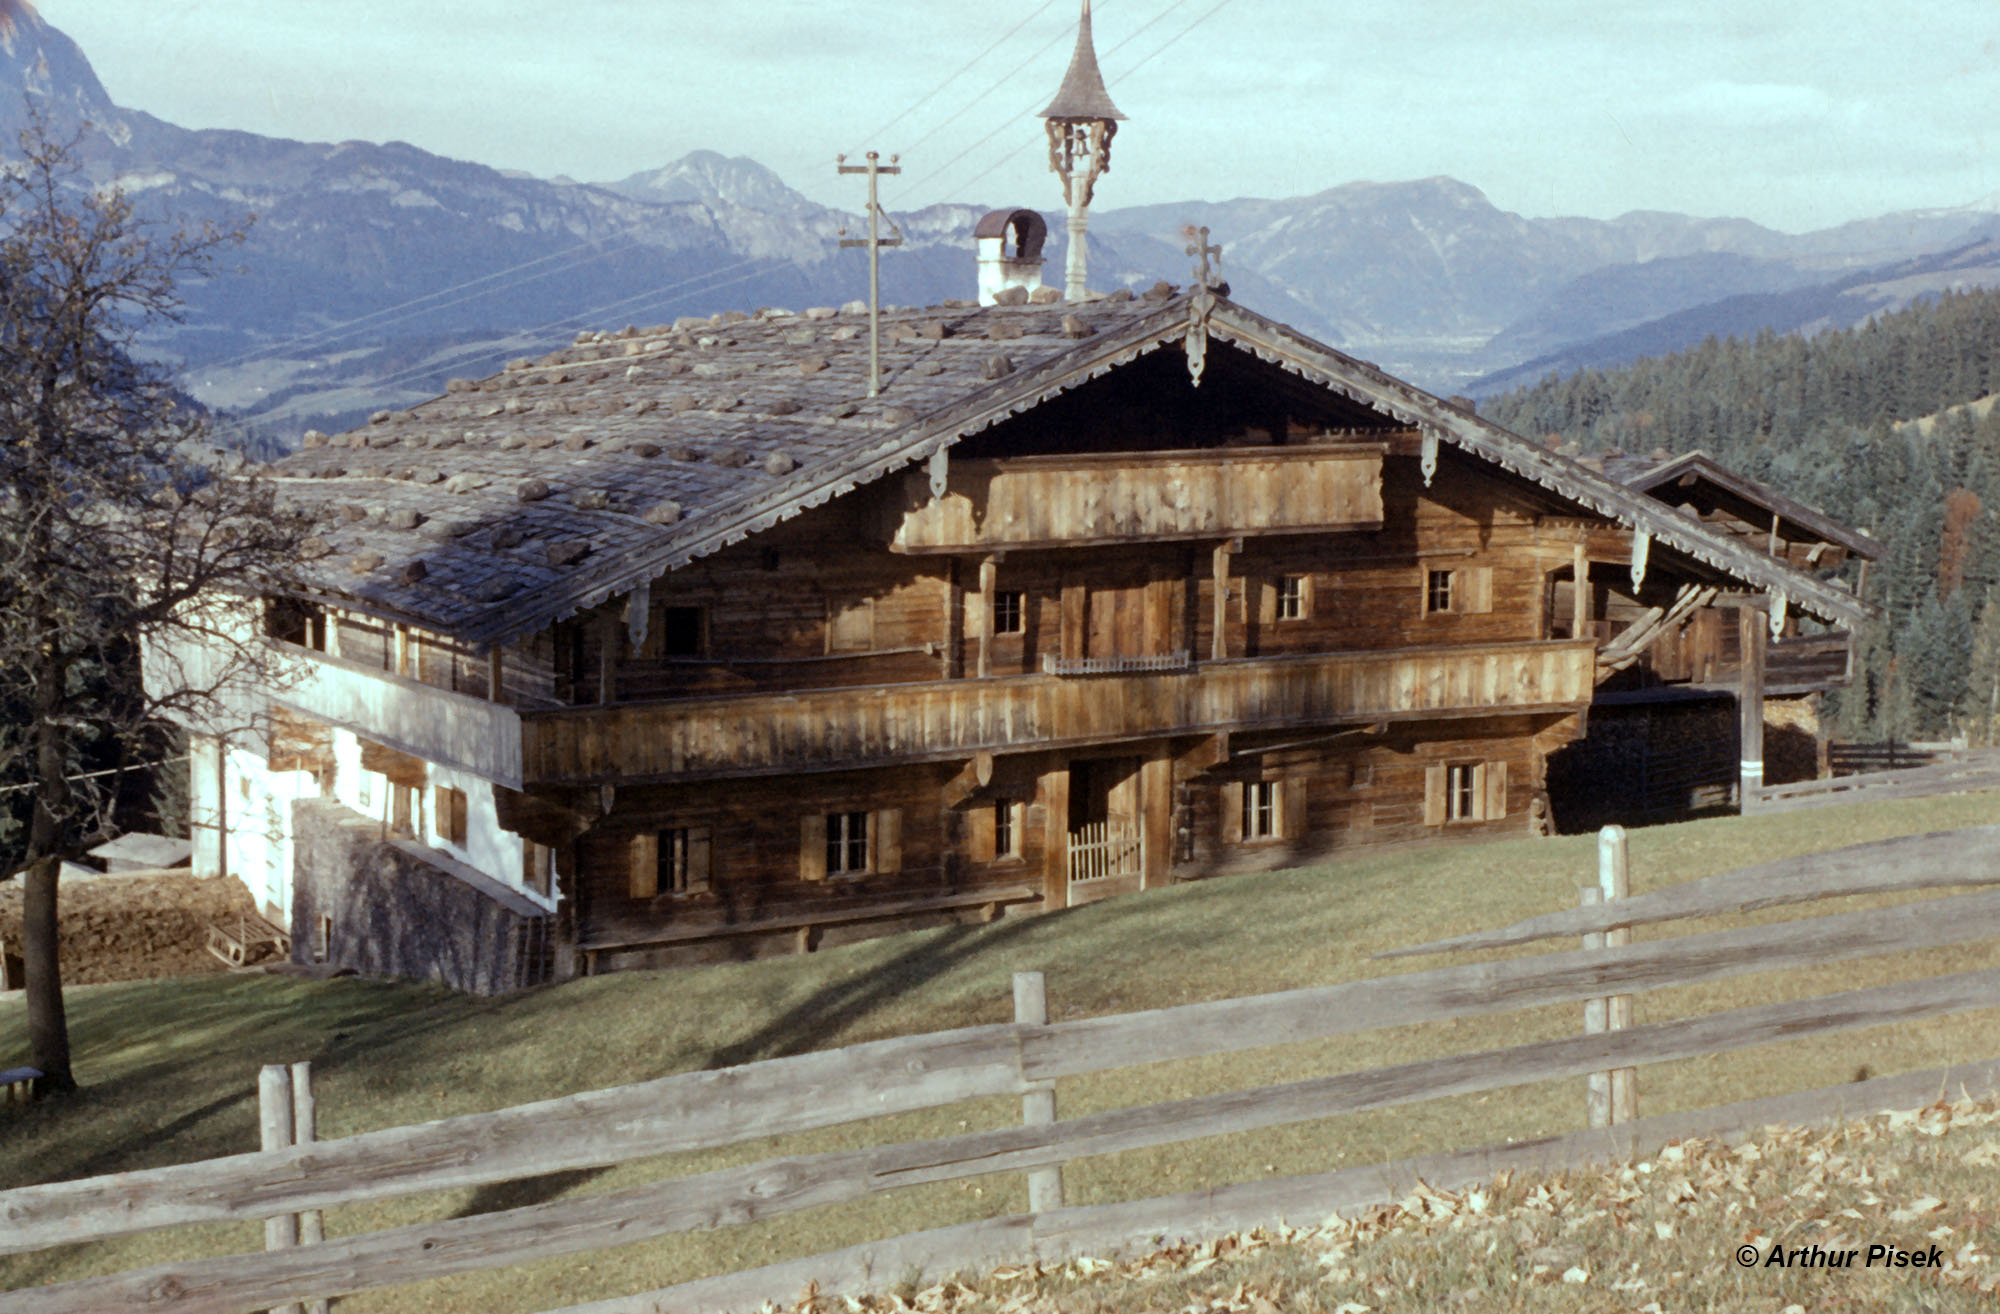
top-left (888, 444), bottom-right (1386, 552)
top-left (519, 639), bottom-right (1596, 785)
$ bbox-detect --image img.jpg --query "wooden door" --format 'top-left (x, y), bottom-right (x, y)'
top-left (1086, 573), bottom-right (1176, 659)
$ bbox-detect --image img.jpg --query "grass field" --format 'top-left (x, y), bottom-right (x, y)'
top-left (6, 791), bottom-right (2000, 1311)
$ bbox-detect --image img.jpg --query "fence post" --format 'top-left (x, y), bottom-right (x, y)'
top-left (1580, 885), bottom-right (1610, 1128)
top-left (1599, 826), bottom-right (1637, 1125)
top-left (289, 1061), bottom-right (330, 1314)
top-left (258, 1064), bottom-right (303, 1314)
top-left (1013, 971), bottom-right (1063, 1212)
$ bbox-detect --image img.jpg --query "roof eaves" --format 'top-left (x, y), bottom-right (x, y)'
top-left (1625, 451), bottom-right (1884, 561)
top-left (1203, 302), bottom-right (1872, 628)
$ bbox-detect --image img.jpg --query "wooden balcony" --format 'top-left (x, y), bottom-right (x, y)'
top-left (266, 644), bottom-right (525, 788)
top-left (887, 444), bottom-right (1385, 553)
top-left (519, 639), bottom-right (1596, 785)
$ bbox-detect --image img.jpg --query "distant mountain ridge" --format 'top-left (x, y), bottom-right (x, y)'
top-left (9, 4), bottom-right (2000, 440)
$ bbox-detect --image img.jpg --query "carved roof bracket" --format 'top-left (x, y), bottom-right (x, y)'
top-left (927, 445), bottom-right (949, 500)
top-left (1770, 591), bottom-right (1787, 639)
top-left (1185, 294), bottom-right (1210, 387)
top-left (1630, 528), bottom-right (1651, 591)
top-left (1419, 426), bottom-right (1439, 488)
top-left (625, 577), bottom-right (650, 655)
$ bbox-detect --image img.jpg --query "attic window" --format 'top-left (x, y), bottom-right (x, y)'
top-left (661, 606), bottom-right (705, 657)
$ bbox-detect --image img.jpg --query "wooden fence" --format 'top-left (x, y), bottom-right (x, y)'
top-left (7, 823), bottom-right (2000, 1314)
top-left (1749, 745), bottom-right (2000, 814)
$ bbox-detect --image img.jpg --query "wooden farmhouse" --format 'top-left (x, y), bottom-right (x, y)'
top-left (143, 268), bottom-right (1873, 991)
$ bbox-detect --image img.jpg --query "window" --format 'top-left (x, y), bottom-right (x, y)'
top-left (390, 783), bottom-right (418, 838)
top-left (1446, 764), bottom-right (1478, 822)
top-left (827, 598), bottom-right (875, 652)
top-left (993, 797), bottom-right (1019, 858)
top-left (524, 842), bottom-right (554, 896)
top-left (800, 809), bottom-right (902, 881)
top-left (1243, 780), bottom-right (1279, 839)
top-left (1425, 760), bottom-right (1507, 826)
top-left (313, 914), bottom-right (333, 964)
top-left (1424, 565), bottom-right (1493, 615)
top-left (434, 785), bottom-right (468, 848)
top-left (827, 811), bottom-right (869, 875)
top-left (992, 591), bottom-right (1025, 635)
top-left (1426, 569), bottom-right (1455, 615)
top-left (1276, 576), bottom-right (1307, 621)
top-left (264, 597), bottom-right (328, 650)
top-left (661, 606), bottom-right (705, 657)
top-left (629, 826), bottom-right (713, 898)
top-left (1224, 778), bottom-right (1302, 844)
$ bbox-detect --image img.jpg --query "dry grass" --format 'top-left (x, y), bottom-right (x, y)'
top-left (4, 789), bottom-right (2000, 1310)
top-left (839, 1095), bottom-right (2000, 1313)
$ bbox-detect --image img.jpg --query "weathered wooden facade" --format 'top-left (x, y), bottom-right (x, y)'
top-left (146, 276), bottom-right (1870, 988)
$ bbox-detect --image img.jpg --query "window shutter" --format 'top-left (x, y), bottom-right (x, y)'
top-left (1461, 566), bottom-right (1494, 614)
top-left (1257, 578), bottom-right (1278, 625)
top-left (969, 802), bottom-right (996, 863)
top-left (1484, 760), bottom-right (1509, 821)
top-left (628, 833), bottom-right (659, 899)
top-left (1300, 574), bottom-right (1316, 619)
top-left (1010, 801), bottom-right (1027, 858)
top-left (1282, 777), bottom-right (1308, 840)
top-left (1222, 781), bottom-right (1244, 844)
top-left (686, 826), bottom-right (713, 893)
top-left (454, 789), bottom-right (469, 846)
top-left (1424, 763), bottom-right (1447, 827)
top-left (799, 814), bottom-right (827, 882)
top-left (874, 808), bottom-right (903, 874)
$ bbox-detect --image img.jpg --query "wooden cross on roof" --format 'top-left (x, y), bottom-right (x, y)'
top-left (1186, 226), bottom-right (1223, 289)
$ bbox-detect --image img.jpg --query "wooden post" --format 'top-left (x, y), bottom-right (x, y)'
top-left (597, 612), bottom-right (618, 705)
top-left (1579, 885), bottom-right (1610, 1129)
top-left (1599, 826), bottom-right (1636, 1125)
top-left (1040, 762), bottom-right (1070, 912)
top-left (1571, 542), bottom-right (1588, 639)
top-left (1013, 972), bottom-right (1063, 1212)
top-left (289, 1062), bottom-right (330, 1314)
top-left (1739, 604), bottom-right (1766, 805)
top-left (1211, 542), bottom-right (1232, 662)
top-left (487, 645), bottom-right (504, 703)
top-left (977, 557), bottom-right (996, 680)
top-left (943, 559), bottom-right (963, 680)
top-left (258, 1065), bottom-right (302, 1314)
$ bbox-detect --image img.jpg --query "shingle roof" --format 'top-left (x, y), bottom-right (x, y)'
top-left (267, 287), bottom-right (1869, 648)
top-left (1040, 0), bottom-right (1126, 122)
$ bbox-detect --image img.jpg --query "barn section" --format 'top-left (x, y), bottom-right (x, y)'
top-left (147, 286), bottom-right (1871, 986)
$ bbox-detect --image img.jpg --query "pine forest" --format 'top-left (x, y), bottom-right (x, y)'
top-left (1481, 287), bottom-right (2000, 744)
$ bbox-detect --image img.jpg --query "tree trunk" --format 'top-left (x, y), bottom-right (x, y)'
top-left (21, 852), bottom-right (73, 1094)
top-left (24, 634), bottom-right (77, 1094)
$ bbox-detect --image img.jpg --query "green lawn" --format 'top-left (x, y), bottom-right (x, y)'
top-left (6, 791), bottom-right (2000, 1311)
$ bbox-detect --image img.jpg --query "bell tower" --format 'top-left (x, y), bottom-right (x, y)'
top-left (1041, 0), bottom-right (1124, 302)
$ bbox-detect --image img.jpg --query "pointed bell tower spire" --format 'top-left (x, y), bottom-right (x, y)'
top-left (1042, 0), bottom-right (1124, 301)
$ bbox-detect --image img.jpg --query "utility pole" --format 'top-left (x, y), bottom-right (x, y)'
top-left (837, 151), bottom-right (903, 398)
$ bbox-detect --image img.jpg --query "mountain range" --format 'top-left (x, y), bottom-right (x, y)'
top-left (8, 4), bottom-right (2000, 441)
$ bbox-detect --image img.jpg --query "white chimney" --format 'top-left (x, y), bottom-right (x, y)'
top-left (974, 208), bottom-right (1047, 305)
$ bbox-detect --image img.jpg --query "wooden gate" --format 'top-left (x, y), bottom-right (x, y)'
top-left (1067, 818), bottom-right (1141, 890)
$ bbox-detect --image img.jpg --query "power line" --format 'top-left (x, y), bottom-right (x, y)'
top-left (904, 0), bottom-right (1237, 212)
top-left (197, 237), bottom-right (648, 375)
top-left (847, 0), bottom-right (1065, 157)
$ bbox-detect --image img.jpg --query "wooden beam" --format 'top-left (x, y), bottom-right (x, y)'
top-left (17, 967), bottom-right (2000, 1314)
top-left (977, 557), bottom-right (996, 679)
top-left (1385, 822), bottom-right (2000, 958)
top-left (1041, 759), bottom-right (1069, 911)
top-left (1140, 752), bottom-right (1173, 890)
top-left (941, 751), bottom-right (996, 809)
top-left (574, 1055), bottom-right (2000, 1314)
top-left (1571, 541), bottom-right (1588, 639)
top-left (1211, 542), bottom-right (1232, 662)
top-left (1739, 603), bottom-right (1766, 800)
top-left (17, 883), bottom-right (2000, 1261)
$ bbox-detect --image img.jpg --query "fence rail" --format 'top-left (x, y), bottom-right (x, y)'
top-left (6, 825), bottom-right (2000, 1314)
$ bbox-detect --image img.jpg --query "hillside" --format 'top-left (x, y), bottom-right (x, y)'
top-left (1481, 283), bottom-right (2000, 745)
top-left (7, 790), bottom-right (2000, 1311)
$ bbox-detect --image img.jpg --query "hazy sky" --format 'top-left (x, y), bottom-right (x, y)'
top-left (37, 0), bottom-right (2000, 233)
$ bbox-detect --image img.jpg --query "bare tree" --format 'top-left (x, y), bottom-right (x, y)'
top-left (0, 123), bottom-right (319, 1095)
